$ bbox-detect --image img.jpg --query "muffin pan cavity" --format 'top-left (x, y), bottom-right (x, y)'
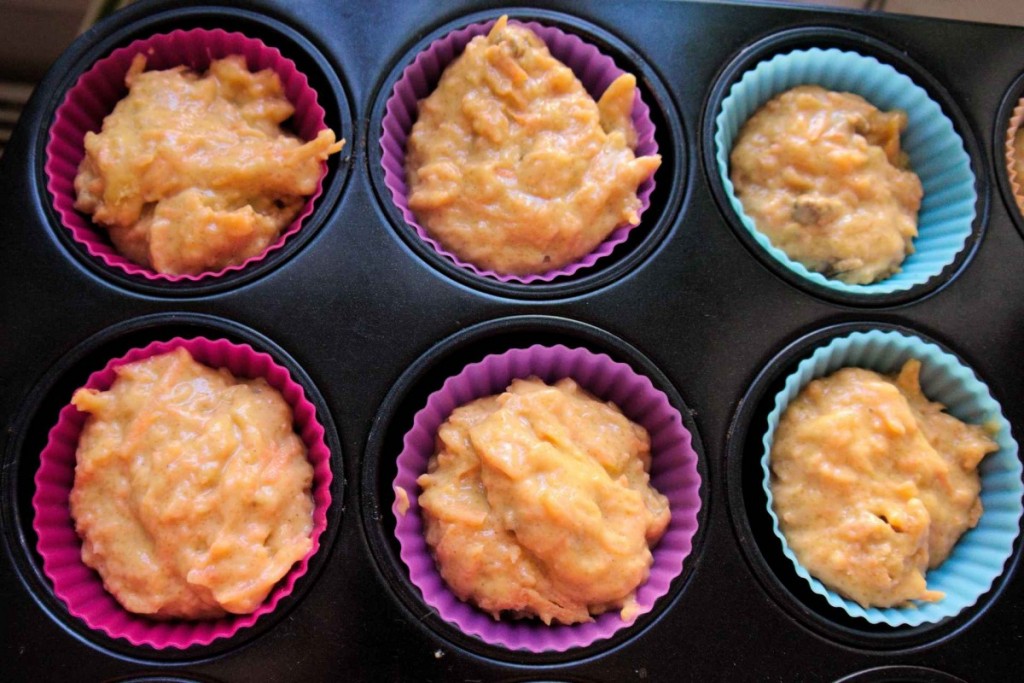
top-left (704, 27), bottom-right (987, 307)
top-left (368, 9), bottom-right (685, 300)
top-left (834, 666), bottom-right (967, 683)
top-left (4, 0), bottom-right (1024, 679)
top-left (362, 315), bottom-right (707, 664)
top-left (38, 6), bottom-right (353, 297)
top-left (727, 322), bottom-right (1023, 648)
top-left (1, 313), bottom-right (345, 663)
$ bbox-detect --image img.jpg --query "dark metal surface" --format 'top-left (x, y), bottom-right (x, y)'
top-left (1, 0), bottom-right (1022, 680)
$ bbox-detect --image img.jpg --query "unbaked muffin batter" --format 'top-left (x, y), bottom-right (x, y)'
top-left (70, 347), bottom-right (314, 619)
top-left (731, 85), bottom-right (923, 284)
top-left (416, 377), bottom-right (670, 624)
top-left (74, 55), bottom-right (343, 275)
top-left (406, 16), bottom-right (661, 275)
top-left (770, 360), bottom-right (997, 608)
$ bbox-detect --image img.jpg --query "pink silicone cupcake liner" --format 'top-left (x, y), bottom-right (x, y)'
top-left (392, 344), bottom-right (701, 652)
top-left (32, 337), bottom-right (333, 649)
top-left (45, 28), bottom-right (334, 283)
top-left (1006, 97), bottom-right (1024, 214)
top-left (380, 17), bottom-right (659, 284)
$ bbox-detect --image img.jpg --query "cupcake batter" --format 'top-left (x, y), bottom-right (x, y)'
top-left (74, 55), bottom-right (343, 275)
top-left (70, 347), bottom-right (315, 619)
top-left (416, 377), bottom-right (670, 624)
top-left (770, 360), bottom-right (997, 608)
top-left (731, 85), bottom-right (923, 284)
top-left (405, 16), bottom-right (661, 275)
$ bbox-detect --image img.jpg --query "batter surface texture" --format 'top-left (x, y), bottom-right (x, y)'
top-left (406, 17), bottom-right (661, 275)
top-left (770, 360), bottom-right (996, 608)
top-left (417, 377), bottom-right (670, 624)
top-left (74, 55), bottom-right (343, 274)
top-left (731, 85), bottom-right (922, 284)
top-left (70, 347), bottom-right (315, 619)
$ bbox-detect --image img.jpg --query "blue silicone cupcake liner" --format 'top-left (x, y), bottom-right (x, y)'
top-left (761, 329), bottom-right (1022, 626)
top-left (714, 48), bottom-right (977, 295)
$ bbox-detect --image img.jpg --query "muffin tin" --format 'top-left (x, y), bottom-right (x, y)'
top-left (1, 0), bottom-right (1022, 680)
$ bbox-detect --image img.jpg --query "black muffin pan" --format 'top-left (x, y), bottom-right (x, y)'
top-left (1, 0), bottom-right (1022, 680)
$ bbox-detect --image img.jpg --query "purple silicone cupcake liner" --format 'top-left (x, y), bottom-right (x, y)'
top-left (45, 28), bottom-right (333, 283)
top-left (380, 17), bottom-right (659, 284)
top-left (392, 344), bottom-right (701, 652)
top-left (32, 337), bottom-right (333, 649)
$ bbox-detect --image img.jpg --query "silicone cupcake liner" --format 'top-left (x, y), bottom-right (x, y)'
top-left (714, 48), bottom-right (977, 295)
top-left (45, 28), bottom-right (334, 283)
top-left (760, 329), bottom-right (1023, 626)
top-left (392, 344), bottom-right (701, 652)
top-left (380, 17), bottom-right (659, 284)
top-left (1005, 98), bottom-right (1024, 215)
top-left (32, 337), bottom-right (333, 648)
